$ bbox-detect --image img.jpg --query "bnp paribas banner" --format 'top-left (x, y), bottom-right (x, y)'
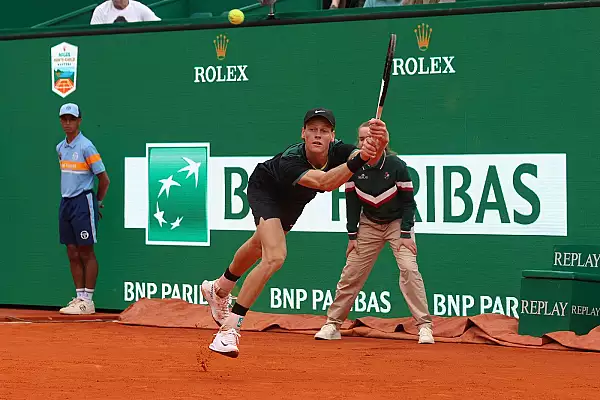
top-left (124, 145), bottom-right (567, 240)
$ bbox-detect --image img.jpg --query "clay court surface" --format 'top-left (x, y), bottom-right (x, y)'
top-left (2, 318), bottom-right (600, 400)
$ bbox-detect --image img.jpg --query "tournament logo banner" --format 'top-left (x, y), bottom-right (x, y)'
top-left (51, 42), bottom-right (78, 98)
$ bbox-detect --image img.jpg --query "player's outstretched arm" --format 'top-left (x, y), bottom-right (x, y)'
top-left (298, 141), bottom-right (377, 192)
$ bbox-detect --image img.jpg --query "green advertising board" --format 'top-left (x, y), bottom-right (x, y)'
top-left (518, 244), bottom-right (600, 336)
top-left (519, 272), bottom-right (600, 336)
top-left (1, 6), bottom-right (599, 322)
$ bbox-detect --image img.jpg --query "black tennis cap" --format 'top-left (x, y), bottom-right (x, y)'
top-left (303, 108), bottom-right (336, 129)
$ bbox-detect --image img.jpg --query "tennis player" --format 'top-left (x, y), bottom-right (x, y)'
top-left (56, 103), bottom-right (110, 315)
top-left (314, 121), bottom-right (434, 344)
top-left (201, 108), bottom-right (389, 358)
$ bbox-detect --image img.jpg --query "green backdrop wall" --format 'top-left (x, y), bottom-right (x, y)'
top-left (1, 6), bottom-right (598, 321)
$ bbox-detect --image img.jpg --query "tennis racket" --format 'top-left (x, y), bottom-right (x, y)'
top-left (375, 33), bottom-right (397, 119)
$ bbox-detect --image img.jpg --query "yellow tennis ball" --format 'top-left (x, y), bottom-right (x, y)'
top-left (228, 9), bottom-right (244, 25)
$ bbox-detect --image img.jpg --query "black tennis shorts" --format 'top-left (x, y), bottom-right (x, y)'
top-left (247, 172), bottom-right (306, 232)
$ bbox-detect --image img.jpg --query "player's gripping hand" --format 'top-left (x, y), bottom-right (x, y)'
top-left (368, 118), bottom-right (390, 148)
top-left (359, 137), bottom-right (378, 160)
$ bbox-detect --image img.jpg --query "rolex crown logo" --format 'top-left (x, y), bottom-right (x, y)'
top-left (414, 23), bottom-right (432, 52)
top-left (214, 34), bottom-right (230, 60)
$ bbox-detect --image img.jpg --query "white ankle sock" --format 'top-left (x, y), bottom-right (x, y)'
top-left (76, 289), bottom-right (85, 299)
top-left (84, 288), bottom-right (94, 301)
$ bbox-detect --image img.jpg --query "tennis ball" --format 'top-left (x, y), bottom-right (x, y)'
top-left (228, 9), bottom-right (244, 25)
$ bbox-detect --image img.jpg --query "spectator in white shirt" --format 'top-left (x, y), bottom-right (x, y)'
top-left (90, 0), bottom-right (161, 25)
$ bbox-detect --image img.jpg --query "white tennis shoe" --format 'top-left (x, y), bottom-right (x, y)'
top-left (209, 328), bottom-right (241, 358)
top-left (201, 280), bottom-right (232, 326)
top-left (59, 298), bottom-right (95, 315)
top-left (314, 323), bottom-right (342, 340)
top-left (418, 325), bottom-right (435, 344)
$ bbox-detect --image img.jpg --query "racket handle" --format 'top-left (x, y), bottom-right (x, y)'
top-left (375, 78), bottom-right (385, 119)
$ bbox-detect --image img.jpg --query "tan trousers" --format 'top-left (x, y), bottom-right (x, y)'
top-left (326, 214), bottom-right (432, 328)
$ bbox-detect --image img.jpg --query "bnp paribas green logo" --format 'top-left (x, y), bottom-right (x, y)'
top-left (146, 143), bottom-right (210, 246)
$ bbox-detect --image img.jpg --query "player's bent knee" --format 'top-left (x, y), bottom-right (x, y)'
top-left (262, 254), bottom-right (286, 274)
